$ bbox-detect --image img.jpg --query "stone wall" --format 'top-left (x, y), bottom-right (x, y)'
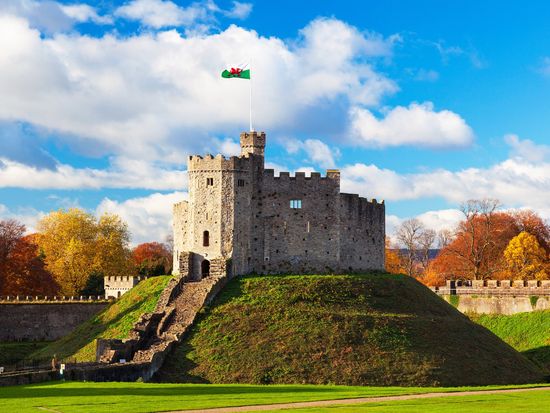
top-left (443, 295), bottom-right (550, 315)
top-left (0, 302), bottom-right (108, 341)
top-left (433, 280), bottom-right (550, 314)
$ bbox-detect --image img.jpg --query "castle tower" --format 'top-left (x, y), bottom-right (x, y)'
top-left (240, 131), bottom-right (266, 157)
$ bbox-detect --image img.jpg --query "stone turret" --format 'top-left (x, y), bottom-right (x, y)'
top-left (240, 131), bottom-right (266, 157)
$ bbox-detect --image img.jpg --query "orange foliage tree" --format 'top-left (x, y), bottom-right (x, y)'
top-left (428, 200), bottom-right (550, 284)
top-left (132, 242), bottom-right (172, 276)
top-left (0, 220), bottom-right (59, 296)
top-left (385, 237), bottom-right (404, 274)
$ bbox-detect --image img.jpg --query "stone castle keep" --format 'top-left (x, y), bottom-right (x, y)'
top-left (172, 131), bottom-right (385, 279)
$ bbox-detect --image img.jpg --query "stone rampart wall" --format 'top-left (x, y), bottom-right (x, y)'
top-left (0, 302), bottom-right (108, 341)
top-left (441, 295), bottom-right (550, 315)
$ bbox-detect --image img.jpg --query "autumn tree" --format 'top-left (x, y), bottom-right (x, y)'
top-left (132, 242), bottom-right (172, 276)
top-left (504, 231), bottom-right (548, 280)
top-left (36, 209), bottom-right (131, 296)
top-left (385, 237), bottom-right (404, 274)
top-left (441, 199), bottom-right (517, 280)
top-left (0, 220), bottom-right (58, 296)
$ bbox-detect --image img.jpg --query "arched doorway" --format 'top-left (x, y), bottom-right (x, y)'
top-left (201, 259), bottom-right (210, 277)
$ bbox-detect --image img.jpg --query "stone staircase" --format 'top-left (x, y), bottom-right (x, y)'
top-left (131, 275), bottom-right (224, 363)
top-left (95, 269), bottom-right (230, 380)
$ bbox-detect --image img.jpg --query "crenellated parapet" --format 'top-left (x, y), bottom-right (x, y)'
top-left (263, 169), bottom-right (341, 186)
top-left (187, 153), bottom-right (253, 173)
top-left (433, 279), bottom-right (550, 296)
top-left (104, 276), bottom-right (145, 299)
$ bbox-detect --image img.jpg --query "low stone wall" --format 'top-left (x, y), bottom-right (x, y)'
top-left (442, 295), bottom-right (550, 315)
top-left (0, 303), bottom-right (108, 341)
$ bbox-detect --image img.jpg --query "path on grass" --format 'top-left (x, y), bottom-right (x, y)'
top-left (166, 386), bottom-right (550, 413)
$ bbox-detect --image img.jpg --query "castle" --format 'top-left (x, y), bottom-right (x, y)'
top-left (172, 131), bottom-right (385, 279)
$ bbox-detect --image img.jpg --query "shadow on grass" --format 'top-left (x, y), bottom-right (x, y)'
top-left (524, 346), bottom-right (550, 374)
top-left (0, 382), bottom-right (347, 399)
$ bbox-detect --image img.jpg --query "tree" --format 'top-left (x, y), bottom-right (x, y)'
top-left (385, 237), bottom-right (404, 274)
top-left (395, 218), bottom-right (435, 277)
top-left (418, 229), bottom-right (436, 271)
top-left (444, 199), bottom-right (511, 280)
top-left (36, 209), bottom-right (132, 296)
top-left (511, 210), bottom-right (550, 253)
top-left (0, 220), bottom-right (58, 296)
top-left (94, 214), bottom-right (132, 279)
top-left (132, 242), bottom-right (172, 276)
top-left (0, 219), bottom-right (25, 290)
top-left (504, 232), bottom-right (548, 280)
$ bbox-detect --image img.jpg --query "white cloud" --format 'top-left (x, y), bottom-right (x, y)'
top-left (283, 138), bottom-right (339, 169)
top-left (341, 156), bottom-right (550, 218)
top-left (0, 157), bottom-right (187, 190)
top-left (223, 2), bottom-right (253, 19)
top-left (211, 138), bottom-right (241, 157)
top-left (60, 4), bottom-right (112, 24)
top-left (115, 0), bottom-right (205, 29)
top-left (0, 204), bottom-right (45, 233)
top-left (0, 15), bottom-right (398, 161)
top-left (96, 191), bottom-right (187, 244)
top-left (505, 134), bottom-right (550, 163)
top-left (0, 1), bottom-right (111, 32)
top-left (114, 0), bottom-right (252, 29)
top-left (350, 102), bottom-right (474, 148)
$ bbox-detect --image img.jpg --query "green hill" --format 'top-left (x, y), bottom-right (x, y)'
top-left (31, 275), bottom-right (171, 362)
top-left (158, 274), bottom-right (544, 386)
top-left (472, 311), bottom-right (550, 374)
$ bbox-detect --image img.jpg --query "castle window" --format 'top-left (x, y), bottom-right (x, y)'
top-left (206, 178), bottom-right (214, 186)
top-left (237, 179), bottom-right (245, 187)
top-left (290, 199), bottom-right (302, 209)
top-left (203, 231), bottom-right (210, 247)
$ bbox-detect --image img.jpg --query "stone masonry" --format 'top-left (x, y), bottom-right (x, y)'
top-left (173, 131), bottom-right (385, 278)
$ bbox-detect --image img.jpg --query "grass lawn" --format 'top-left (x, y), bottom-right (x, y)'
top-left (261, 389), bottom-right (550, 412)
top-left (471, 310), bottom-right (550, 373)
top-left (0, 382), bottom-right (548, 413)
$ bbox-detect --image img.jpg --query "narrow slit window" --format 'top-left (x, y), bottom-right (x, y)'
top-left (203, 230), bottom-right (210, 247)
top-left (237, 179), bottom-right (245, 187)
top-left (290, 199), bottom-right (302, 209)
top-left (206, 178), bottom-right (214, 186)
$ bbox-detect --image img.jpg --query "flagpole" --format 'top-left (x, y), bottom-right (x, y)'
top-left (249, 62), bottom-right (253, 132)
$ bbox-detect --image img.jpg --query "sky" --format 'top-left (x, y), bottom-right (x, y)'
top-left (0, 0), bottom-right (549, 245)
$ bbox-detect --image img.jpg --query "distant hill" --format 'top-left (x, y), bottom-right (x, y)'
top-left (157, 273), bottom-right (544, 386)
top-left (472, 311), bottom-right (550, 375)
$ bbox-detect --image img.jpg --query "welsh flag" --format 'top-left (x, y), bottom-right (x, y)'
top-left (221, 66), bottom-right (250, 79)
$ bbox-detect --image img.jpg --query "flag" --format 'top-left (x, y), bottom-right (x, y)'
top-left (221, 67), bottom-right (251, 79)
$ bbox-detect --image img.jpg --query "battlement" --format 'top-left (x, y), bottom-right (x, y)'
top-left (341, 192), bottom-right (385, 206)
top-left (188, 153), bottom-right (253, 172)
top-left (263, 169), bottom-right (340, 182)
top-left (104, 275), bottom-right (145, 299)
top-left (433, 279), bottom-right (550, 296)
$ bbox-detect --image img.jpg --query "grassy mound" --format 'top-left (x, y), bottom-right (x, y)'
top-left (158, 274), bottom-right (544, 386)
top-left (31, 276), bottom-right (171, 362)
top-left (472, 311), bottom-right (550, 374)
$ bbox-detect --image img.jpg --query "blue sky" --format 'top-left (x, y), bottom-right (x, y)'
top-left (1, 0), bottom-right (549, 244)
